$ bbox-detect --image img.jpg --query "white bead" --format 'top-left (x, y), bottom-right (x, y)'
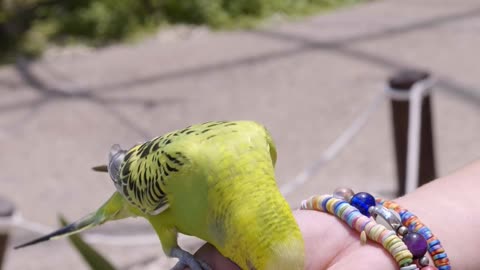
top-left (400, 264), bottom-right (419, 270)
top-left (333, 187), bottom-right (355, 202)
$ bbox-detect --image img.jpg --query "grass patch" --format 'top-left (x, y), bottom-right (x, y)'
top-left (0, 0), bottom-right (364, 63)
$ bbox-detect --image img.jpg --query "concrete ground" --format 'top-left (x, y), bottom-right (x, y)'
top-left (1, 0), bottom-right (479, 269)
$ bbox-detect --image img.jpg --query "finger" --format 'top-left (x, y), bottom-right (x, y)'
top-left (192, 243), bottom-right (241, 270)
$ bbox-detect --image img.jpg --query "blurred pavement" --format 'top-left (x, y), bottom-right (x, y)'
top-left (1, 0), bottom-right (479, 269)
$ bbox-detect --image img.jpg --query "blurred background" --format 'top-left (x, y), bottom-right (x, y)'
top-left (0, 0), bottom-right (479, 269)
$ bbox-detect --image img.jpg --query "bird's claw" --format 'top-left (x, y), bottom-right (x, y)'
top-left (171, 260), bottom-right (212, 270)
top-left (170, 247), bottom-right (212, 270)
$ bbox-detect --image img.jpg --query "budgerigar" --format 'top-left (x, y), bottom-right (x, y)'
top-left (15, 121), bottom-right (305, 270)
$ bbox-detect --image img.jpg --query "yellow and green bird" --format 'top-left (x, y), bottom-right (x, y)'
top-left (15, 121), bottom-right (305, 270)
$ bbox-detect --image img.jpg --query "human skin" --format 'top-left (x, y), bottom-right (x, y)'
top-left (186, 160), bottom-right (480, 269)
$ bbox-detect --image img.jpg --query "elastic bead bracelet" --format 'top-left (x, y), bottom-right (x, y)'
top-left (377, 199), bottom-right (450, 270)
top-left (301, 188), bottom-right (449, 270)
top-left (334, 188), bottom-right (444, 269)
top-left (301, 195), bottom-right (416, 269)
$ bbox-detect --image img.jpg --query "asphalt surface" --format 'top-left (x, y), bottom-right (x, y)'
top-left (1, 0), bottom-right (479, 269)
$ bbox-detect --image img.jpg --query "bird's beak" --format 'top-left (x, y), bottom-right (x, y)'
top-left (15, 192), bottom-right (128, 249)
top-left (92, 164), bottom-right (108, 172)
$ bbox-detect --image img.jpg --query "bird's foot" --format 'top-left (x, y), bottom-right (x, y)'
top-left (170, 247), bottom-right (212, 270)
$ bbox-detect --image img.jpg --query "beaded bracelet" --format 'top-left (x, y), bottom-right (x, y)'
top-left (377, 199), bottom-right (450, 270)
top-left (301, 195), bottom-right (416, 269)
top-left (301, 188), bottom-right (450, 270)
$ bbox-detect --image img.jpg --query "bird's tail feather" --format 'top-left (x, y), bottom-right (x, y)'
top-left (15, 192), bottom-right (128, 249)
top-left (14, 212), bottom-right (98, 249)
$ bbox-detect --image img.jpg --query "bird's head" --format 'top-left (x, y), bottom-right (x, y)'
top-left (92, 144), bottom-right (127, 191)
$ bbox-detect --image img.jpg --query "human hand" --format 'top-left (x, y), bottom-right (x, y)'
top-left (188, 210), bottom-right (398, 270)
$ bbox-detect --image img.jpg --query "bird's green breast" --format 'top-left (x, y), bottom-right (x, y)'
top-left (169, 122), bottom-right (303, 270)
top-left (204, 160), bottom-right (303, 270)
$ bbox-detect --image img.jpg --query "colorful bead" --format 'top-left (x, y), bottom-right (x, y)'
top-left (438, 263), bottom-right (450, 270)
top-left (433, 253), bottom-right (447, 260)
top-left (403, 232), bottom-right (428, 259)
top-left (350, 192), bottom-right (376, 217)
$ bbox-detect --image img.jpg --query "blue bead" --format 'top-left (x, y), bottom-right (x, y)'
top-left (350, 192), bottom-right (376, 217)
top-left (418, 227), bottom-right (433, 240)
top-left (428, 239), bottom-right (440, 248)
top-left (418, 227), bottom-right (429, 234)
top-left (334, 201), bottom-right (346, 215)
top-left (433, 253), bottom-right (447, 260)
top-left (346, 210), bottom-right (358, 226)
top-left (401, 211), bottom-right (413, 222)
top-left (321, 197), bottom-right (331, 211)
